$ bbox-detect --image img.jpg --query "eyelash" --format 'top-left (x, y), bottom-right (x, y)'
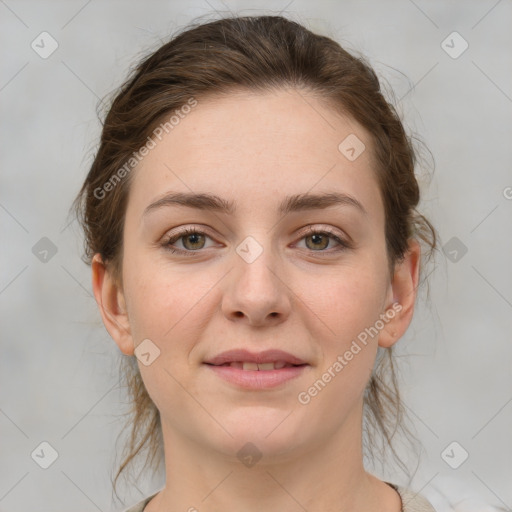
top-left (161, 226), bottom-right (351, 256)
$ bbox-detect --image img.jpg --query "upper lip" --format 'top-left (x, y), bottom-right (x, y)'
top-left (204, 349), bottom-right (308, 366)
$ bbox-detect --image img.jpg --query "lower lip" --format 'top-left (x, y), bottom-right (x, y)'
top-left (204, 364), bottom-right (309, 389)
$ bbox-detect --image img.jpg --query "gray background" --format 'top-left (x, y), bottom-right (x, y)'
top-left (1, 1), bottom-right (511, 511)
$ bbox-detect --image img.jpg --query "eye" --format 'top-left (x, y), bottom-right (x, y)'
top-left (161, 227), bottom-right (216, 255)
top-left (161, 225), bottom-right (351, 256)
top-left (294, 226), bottom-right (351, 254)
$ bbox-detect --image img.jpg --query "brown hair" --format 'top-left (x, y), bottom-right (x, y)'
top-left (73, 13), bottom-right (438, 495)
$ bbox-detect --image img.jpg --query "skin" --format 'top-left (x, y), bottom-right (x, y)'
top-left (92, 88), bottom-right (420, 512)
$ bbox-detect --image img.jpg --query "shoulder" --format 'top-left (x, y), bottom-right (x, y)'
top-left (123, 486), bottom-right (437, 512)
top-left (121, 491), bottom-right (159, 512)
top-left (387, 482), bottom-right (437, 512)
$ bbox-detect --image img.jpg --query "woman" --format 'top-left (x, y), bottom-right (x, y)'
top-left (74, 14), bottom-right (438, 512)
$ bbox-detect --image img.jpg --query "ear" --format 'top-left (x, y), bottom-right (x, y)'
top-left (378, 239), bottom-right (421, 348)
top-left (91, 253), bottom-right (134, 356)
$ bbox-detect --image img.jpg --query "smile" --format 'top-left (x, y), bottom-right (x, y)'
top-left (212, 361), bottom-right (300, 370)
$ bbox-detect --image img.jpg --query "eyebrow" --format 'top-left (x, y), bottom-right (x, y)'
top-left (142, 191), bottom-right (368, 218)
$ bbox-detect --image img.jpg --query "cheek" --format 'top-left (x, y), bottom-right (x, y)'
top-left (125, 272), bottom-right (187, 340)
top-left (296, 268), bottom-right (385, 419)
top-left (122, 264), bottom-right (209, 411)
top-left (300, 261), bottom-right (387, 342)
top-left (123, 255), bottom-right (220, 349)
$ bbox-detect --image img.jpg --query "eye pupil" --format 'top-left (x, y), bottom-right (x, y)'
top-left (306, 233), bottom-right (329, 250)
top-left (184, 232), bottom-right (205, 249)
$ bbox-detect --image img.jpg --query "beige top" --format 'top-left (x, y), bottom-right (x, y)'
top-left (123, 482), bottom-right (436, 512)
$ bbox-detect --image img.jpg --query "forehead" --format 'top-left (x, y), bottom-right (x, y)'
top-left (126, 88), bottom-right (383, 223)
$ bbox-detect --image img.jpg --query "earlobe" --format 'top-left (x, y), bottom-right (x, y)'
top-left (91, 254), bottom-right (134, 356)
top-left (378, 239), bottom-right (421, 349)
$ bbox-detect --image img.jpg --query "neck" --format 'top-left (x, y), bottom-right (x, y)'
top-left (145, 401), bottom-right (401, 512)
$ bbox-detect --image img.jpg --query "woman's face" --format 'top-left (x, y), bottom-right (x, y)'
top-left (98, 88), bottom-right (413, 459)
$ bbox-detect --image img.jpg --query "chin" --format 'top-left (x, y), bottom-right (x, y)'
top-left (207, 407), bottom-right (310, 459)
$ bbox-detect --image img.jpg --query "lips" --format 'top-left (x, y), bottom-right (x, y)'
top-left (204, 349), bottom-right (309, 389)
top-left (216, 361), bottom-right (295, 370)
top-left (203, 349), bottom-right (308, 368)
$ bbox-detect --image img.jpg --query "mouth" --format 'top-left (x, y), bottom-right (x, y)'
top-left (203, 362), bottom-right (309, 389)
top-left (203, 348), bottom-right (308, 367)
top-left (205, 360), bottom-right (306, 371)
top-left (202, 349), bottom-right (310, 389)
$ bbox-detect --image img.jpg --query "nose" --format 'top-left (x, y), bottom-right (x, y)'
top-left (221, 245), bottom-right (292, 327)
